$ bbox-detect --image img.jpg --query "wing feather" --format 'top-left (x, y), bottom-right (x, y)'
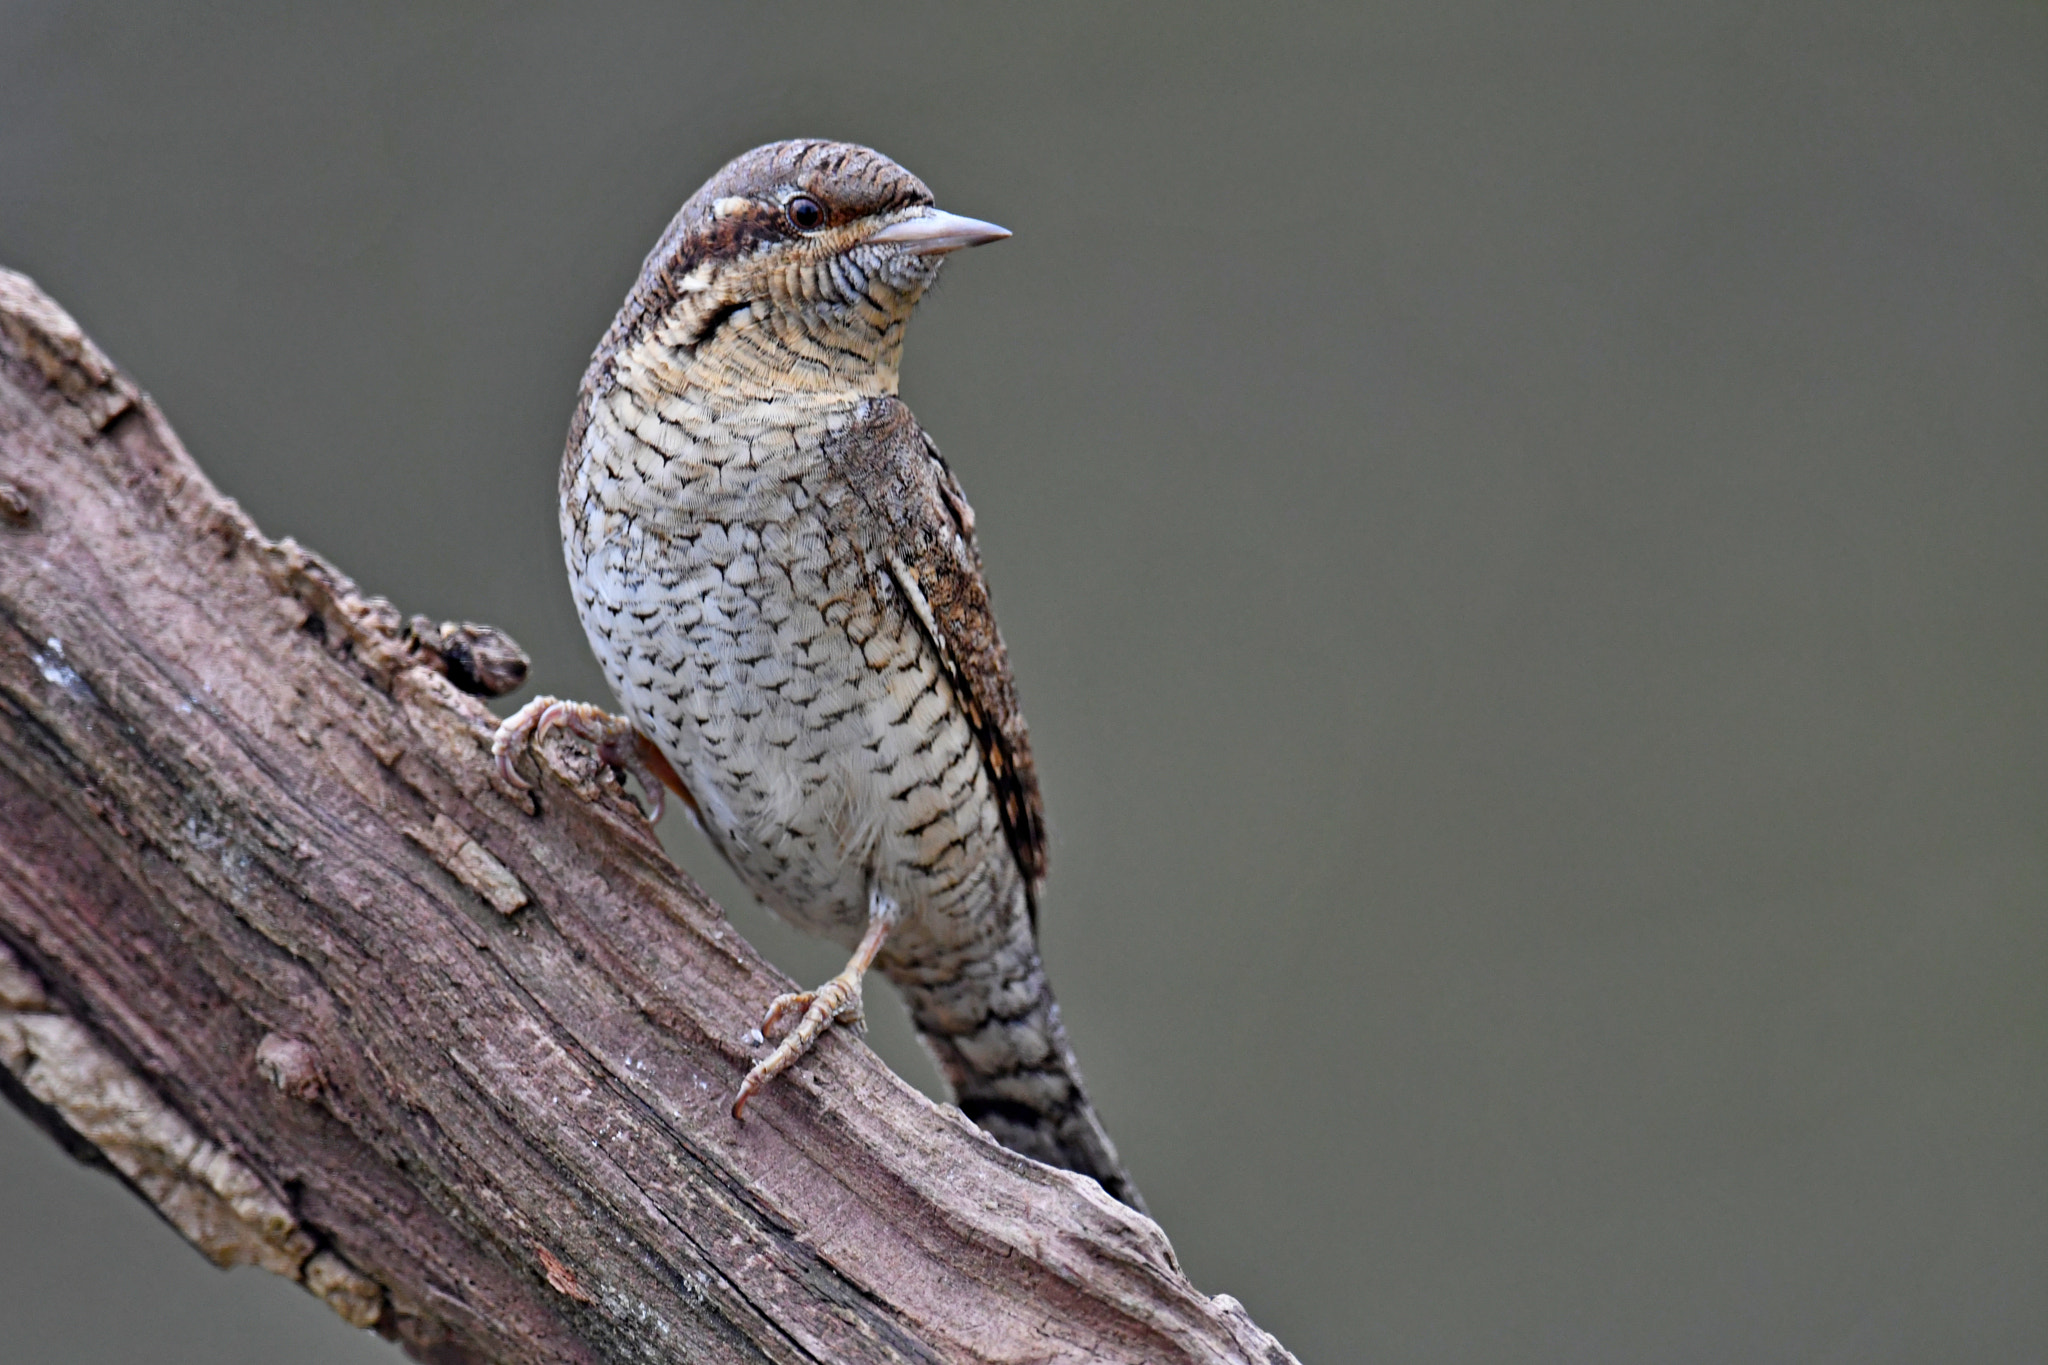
top-left (828, 399), bottom-right (1049, 905)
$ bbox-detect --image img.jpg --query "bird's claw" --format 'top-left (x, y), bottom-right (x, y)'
top-left (732, 973), bottom-right (866, 1119)
top-left (758, 990), bottom-right (815, 1041)
top-left (490, 697), bottom-right (664, 822)
top-left (759, 982), bottom-right (866, 1042)
top-left (492, 696), bottom-right (552, 791)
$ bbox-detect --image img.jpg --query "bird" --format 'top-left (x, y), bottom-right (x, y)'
top-left (493, 140), bottom-right (1143, 1211)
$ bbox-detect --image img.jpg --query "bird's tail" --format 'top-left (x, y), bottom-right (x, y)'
top-left (885, 921), bottom-right (1145, 1213)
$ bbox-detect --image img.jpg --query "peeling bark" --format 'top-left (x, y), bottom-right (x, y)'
top-left (0, 268), bottom-right (1297, 1365)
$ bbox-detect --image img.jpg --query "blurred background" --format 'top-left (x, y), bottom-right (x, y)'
top-left (3, 3), bottom-right (2045, 1361)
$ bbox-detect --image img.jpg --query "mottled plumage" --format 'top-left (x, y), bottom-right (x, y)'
top-left (496, 140), bottom-right (1138, 1208)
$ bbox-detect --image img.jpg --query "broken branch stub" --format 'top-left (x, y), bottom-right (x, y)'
top-left (0, 265), bottom-right (1298, 1365)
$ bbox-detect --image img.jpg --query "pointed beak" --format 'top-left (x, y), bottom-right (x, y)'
top-left (867, 208), bottom-right (1012, 255)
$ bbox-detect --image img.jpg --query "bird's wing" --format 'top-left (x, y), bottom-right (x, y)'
top-left (827, 398), bottom-right (1049, 903)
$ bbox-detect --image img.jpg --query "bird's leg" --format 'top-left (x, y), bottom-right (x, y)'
top-left (492, 697), bottom-right (694, 826)
top-left (732, 886), bottom-right (901, 1119)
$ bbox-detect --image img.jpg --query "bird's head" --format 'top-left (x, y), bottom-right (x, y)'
top-left (613, 140), bottom-right (1009, 401)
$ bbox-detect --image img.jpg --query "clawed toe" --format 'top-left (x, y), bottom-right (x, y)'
top-left (730, 897), bottom-right (896, 1120)
top-left (490, 697), bottom-right (666, 822)
top-left (492, 696), bottom-right (557, 790)
top-left (758, 991), bottom-right (816, 1041)
top-left (732, 974), bottom-right (867, 1119)
top-left (597, 736), bottom-right (666, 824)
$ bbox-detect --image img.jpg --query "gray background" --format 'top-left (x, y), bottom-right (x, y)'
top-left (2, 3), bottom-right (2044, 1361)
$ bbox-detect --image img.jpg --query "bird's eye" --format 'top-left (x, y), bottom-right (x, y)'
top-left (785, 196), bottom-right (826, 231)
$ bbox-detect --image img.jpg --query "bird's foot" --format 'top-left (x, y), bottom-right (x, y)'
top-left (491, 697), bottom-right (667, 822)
top-left (731, 887), bottom-right (898, 1119)
top-left (732, 970), bottom-right (866, 1118)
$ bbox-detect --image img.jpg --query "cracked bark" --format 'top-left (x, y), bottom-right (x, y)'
top-left (0, 269), bottom-right (1298, 1365)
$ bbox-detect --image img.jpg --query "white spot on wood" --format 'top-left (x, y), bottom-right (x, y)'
top-left (32, 637), bottom-right (96, 703)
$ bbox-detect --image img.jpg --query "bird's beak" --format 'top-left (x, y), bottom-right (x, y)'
top-left (867, 208), bottom-right (1012, 255)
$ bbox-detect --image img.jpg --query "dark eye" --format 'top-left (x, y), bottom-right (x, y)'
top-left (785, 195), bottom-right (826, 231)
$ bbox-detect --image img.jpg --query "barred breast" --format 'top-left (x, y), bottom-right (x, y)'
top-left (561, 351), bottom-right (1024, 972)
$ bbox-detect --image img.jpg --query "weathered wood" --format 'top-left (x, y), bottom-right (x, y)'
top-left (0, 268), bottom-right (1296, 1365)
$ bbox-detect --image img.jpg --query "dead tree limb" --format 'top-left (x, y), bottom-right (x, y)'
top-left (0, 269), bottom-right (1296, 1365)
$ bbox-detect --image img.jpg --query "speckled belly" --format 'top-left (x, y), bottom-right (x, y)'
top-left (561, 382), bottom-right (1018, 958)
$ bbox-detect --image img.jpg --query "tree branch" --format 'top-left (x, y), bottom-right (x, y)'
top-left (0, 268), bottom-right (1296, 1365)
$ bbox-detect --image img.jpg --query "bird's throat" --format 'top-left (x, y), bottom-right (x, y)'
top-left (629, 261), bottom-right (925, 422)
